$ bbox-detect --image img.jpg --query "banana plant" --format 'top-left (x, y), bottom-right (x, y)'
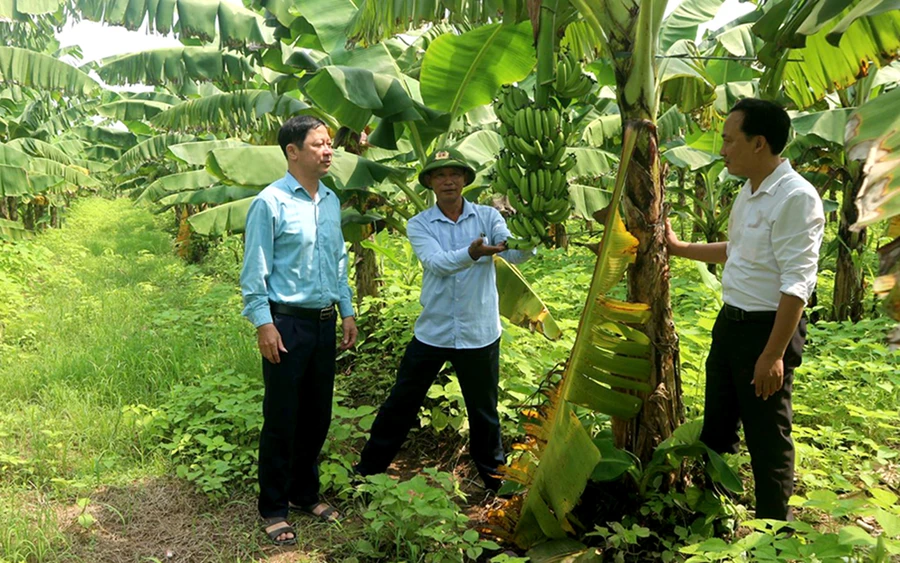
top-left (498, 122), bottom-right (649, 547)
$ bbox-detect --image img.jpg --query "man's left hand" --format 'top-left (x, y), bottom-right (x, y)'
top-left (752, 353), bottom-right (784, 400)
top-left (340, 316), bottom-right (358, 351)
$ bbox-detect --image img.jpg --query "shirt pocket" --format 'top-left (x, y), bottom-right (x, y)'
top-left (741, 221), bottom-right (771, 263)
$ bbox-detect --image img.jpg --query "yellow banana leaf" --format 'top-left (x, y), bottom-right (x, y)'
top-left (495, 256), bottom-right (562, 341)
top-left (502, 122), bottom-right (654, 548)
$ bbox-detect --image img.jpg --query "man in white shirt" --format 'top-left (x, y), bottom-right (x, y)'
top-left (666, 98), bottom-right (825, 520)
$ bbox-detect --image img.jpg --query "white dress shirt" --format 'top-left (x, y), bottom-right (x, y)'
top-left (722, 159), bottom-right (825, 311)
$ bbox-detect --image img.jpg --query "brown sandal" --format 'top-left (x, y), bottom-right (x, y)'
top-left (295, 501), bottom-right (340, 522)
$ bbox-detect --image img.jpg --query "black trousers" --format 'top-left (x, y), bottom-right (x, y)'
top-left (701, 308), bottom-right (807, 520)
top-left (356, 337), bottom-right (505, 489)
top-left (258, 313), bottom-right (336, 519)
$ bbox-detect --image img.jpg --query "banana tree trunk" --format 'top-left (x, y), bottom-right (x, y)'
top-left (22, 202), bottom-right (34, 231)
top-left (7, 197), bottom-right (18, 221)
top-left (50, 206), bottom-right (59, 229)
top-left (0, 196), bottom-right (7, 220)
top-left (615, 117), bottom-right (683, 463)
top-left (833, 168), bottom-right (866, 322)
top-left (352, 240), bottom-right (381, 307)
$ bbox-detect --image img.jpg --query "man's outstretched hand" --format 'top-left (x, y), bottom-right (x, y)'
top-left (469, 237), bottom-right (507, 260)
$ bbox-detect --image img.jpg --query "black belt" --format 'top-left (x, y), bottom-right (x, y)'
top-left (270, 301), bottom-right (335, 321)
top-left (722, 304), bottom-right (777, 322)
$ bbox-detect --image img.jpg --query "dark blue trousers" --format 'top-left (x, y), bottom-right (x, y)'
top-left (701, 309), bottom-right (806, 520)
top-left (258, 313), bottom-right (336, 519)
top-left (357, 337), bottom-right (505, 489)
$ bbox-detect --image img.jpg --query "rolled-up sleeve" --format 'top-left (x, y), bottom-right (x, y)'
top-left (407, 216), bottom-right (475, 277)
top-left (771, 190), bottom-right (825, 303)
top-left (240, 197), bottom-right (276, 327)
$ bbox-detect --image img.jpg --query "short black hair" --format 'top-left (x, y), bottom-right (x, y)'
top-left (278, 115), bottom-right (327, 157)
top-left (729, 98), bottom-right (791, 154)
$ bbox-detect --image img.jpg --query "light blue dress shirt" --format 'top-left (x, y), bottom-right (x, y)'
top-left (408, 200), bottom-right (533, 349)
top-left (240, 171), bottom-right (354, 328)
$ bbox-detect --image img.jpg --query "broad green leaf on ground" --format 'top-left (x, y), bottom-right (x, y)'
top-left (150, 90), bottom-right (310, 134)
top-left (792, 108), bottom-right (854, 146)
top-left (167, 139), bottom-right (248, 166)
top-left (846, 87), bottom-right (900, 228)
top-left (420, 21), bottom-right (536, 118)
top-left (494, 256), bottom-right (562, 341)
top-left (0, 217), bottom-right (31, 240)
top-left (96, 100), bottom-right (173, 121)
top-left (0, 47), bottom-right (101, 97)
top-left (755, 0), bottom-right (900, 108)
top-left (658, 40), bottom-right (717, 113)
top-left (114, 134), bottom-right (197, 173)
top-left (94, 47), bottom-right (256, 87)
top-left (72, 0), bottom-right (274, 48)
top-left (659, 0), bottom-right (725, 53)
top-left (187, 197), bottom-right (253, 235)
top-left (135, 170), bottom-right (217, 203)
top-left (662, 145), bottom-right (720, 171)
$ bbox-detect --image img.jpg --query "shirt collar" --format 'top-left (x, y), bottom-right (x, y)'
top-left (750, 159), bottom-right (794, 198)
top-left (282, 171), bottom-right (331, 200)
top-left (427, 198), bottom-right (476, 223)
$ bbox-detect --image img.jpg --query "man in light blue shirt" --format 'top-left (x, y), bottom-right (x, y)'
top-left (240, 116), bottom-right (357, 544)
top-left (356, 148), bottom-right (532, 492)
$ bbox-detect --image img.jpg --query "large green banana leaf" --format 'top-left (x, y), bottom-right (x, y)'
top-left (503, 123), bottom-right (652, 548)
top-left (135, 170), bottom-right (217, 203)
top-left (167, 139), bottom-right (248, 166)
top-left (205, 145), bottom-right (405, 190)
top-left (33, 99), bottom-right (103, 137)
top-left (568, 184), bottom-right (612, 220)
top-left (581, 115), bottom-right (622, 147)
top-left (157, 185), bottom-right (261, 209)
top-left (792, 108), bottom-right (854, 146)
top-left (0, 0), bottom-right (62, 17)
top-left (113, 134), bottom-right (197, 173)
top-left (712, 23), bottom-right (758, 58)
top-left (0, 217), bottom-right (32, 240)
top-left (94, 47), bottom-right (256, 87)
top-left (755, 0), bottom-right (900, 108)
top-left (658, 0), bottom-right (725, 52)
top-left (6, 138), bottom-right (73, 165)
top-left (72, 0), bottom-right (273, 48)
top-left (661, 145), bottom-right (720, 171)
top-left (495, 257), bottom-right (562, 341)
top-left (420, 21), bottom-right (536, 118)
top-left (0, 164), bottom-right (31, 197)
top-left (187, 198), bottom-right (252, 235)
top-left (657, 40), bottom-right (717, 113)
top-left (69, 125), bottom-right (138, 149)
top-left (96, 100), bottom-right (172, 121)
top-left (345, 0), bottom-right (527, 47)
top-left (0, 47), bottom-right (101, 97)
top-left (846, 86), bottom-right (900, 228)
top-left (567, 147), bottom-right (617, 179)
top-left (150, 90), bottom-right (310, 134)
top-left (287, 0), bottom-right (356, 54)
top-left (28, 158), bottom-right (101, 188)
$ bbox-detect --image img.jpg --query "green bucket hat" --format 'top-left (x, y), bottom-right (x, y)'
top-left (418, 148), bottom-right (476, 189)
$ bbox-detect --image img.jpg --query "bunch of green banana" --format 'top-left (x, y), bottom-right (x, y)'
top-left (491, 84), bottom-right (576, 249)
top-left (554, 49), bottom-right (594, 99)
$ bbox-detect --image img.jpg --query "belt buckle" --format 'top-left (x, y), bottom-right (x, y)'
top-left (320, 306), bottom-right (334, 320)
top-left (726, 305), bottom-right (745, 321)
